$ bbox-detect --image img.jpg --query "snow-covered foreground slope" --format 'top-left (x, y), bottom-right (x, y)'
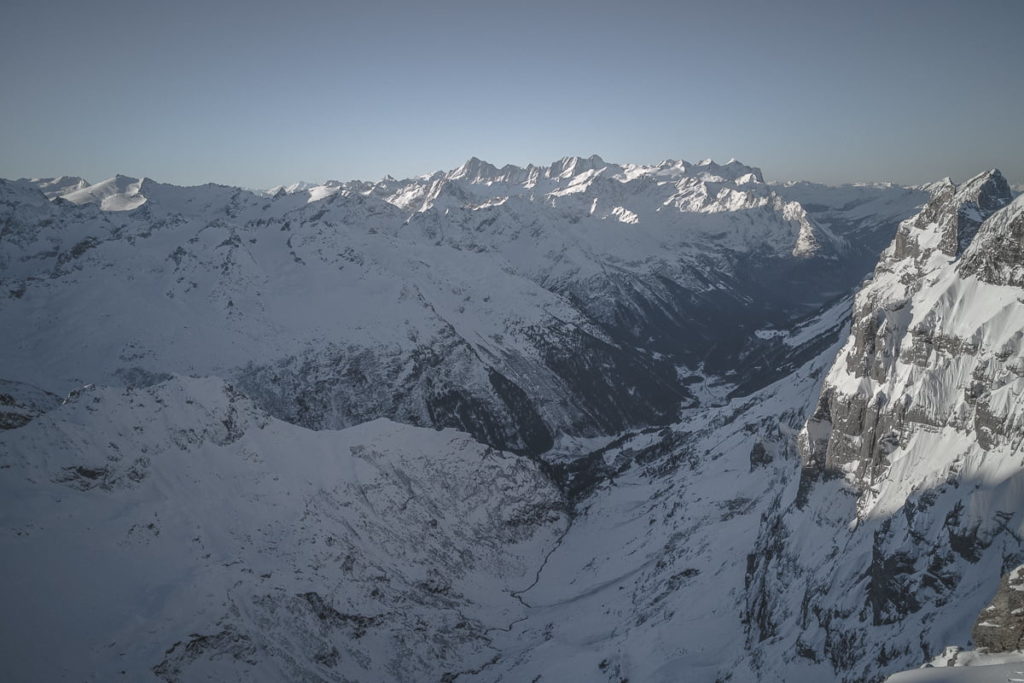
top-left (887, 653), bottom-right (1024, 683)
top-left (0, 377), bottom-right (567, 682)
top-left (885, 644), bottom-right (1024, 682)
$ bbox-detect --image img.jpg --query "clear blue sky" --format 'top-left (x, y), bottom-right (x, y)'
top-left (3, 0), bottom-right (1022, 188)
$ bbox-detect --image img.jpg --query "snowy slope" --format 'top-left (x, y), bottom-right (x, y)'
top-left (61, 174), bottom-right (148, 211)
top-left (0, 174), bottom-right (682, 454)
top-left (489, 359), bottom-right (839, 680)
top-left (773, 180), bottom-right (933, 265)
top-left (0, 377), bottom-right (567, 682)
top-left (3, 168), bottom-right (1015, 681)
top-left (886, 651), bottom-right (1024, 682)
top-left (454, 295), bottom-right (851, 682)
top-left (15, 175), bottom-right (90, 199)
top-left (0, 378), bottom-right (59, 429)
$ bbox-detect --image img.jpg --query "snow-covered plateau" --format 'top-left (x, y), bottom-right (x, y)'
top-left (2, 157), bottom-right (1022, 682)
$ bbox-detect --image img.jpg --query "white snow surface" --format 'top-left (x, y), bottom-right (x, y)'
top-left (0, 376), bottom-right (567, 681)
top-left (61, 174), bottom-right (148, 211)
top-left (0, 157), bottom-right (924, 397)
top-left (886, 649), bottom-right (1024, 682)
top-left (15, 175), bottom-right (90, 199)
top-left (468, 335), bottom-right (846, 682)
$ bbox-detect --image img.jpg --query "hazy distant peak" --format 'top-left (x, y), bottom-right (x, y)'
top-left (264, 181), bottom-right (318, 195)
top-left (450, 156), bottom-right (501, 182)
top-left (687, 158), bottom-right (765, 183)
top-left (261, 155), bottom-right (775, 197)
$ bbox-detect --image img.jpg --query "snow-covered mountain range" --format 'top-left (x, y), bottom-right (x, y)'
top-left (2, 157), bottom-right (1021, 682)
top-left (1, 157), bottom-right (924, 454)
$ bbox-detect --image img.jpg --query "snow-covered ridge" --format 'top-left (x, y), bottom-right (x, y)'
top-left (886, 649), bottom-right (1024, 682)
top-left (13, 175), bottom-right (90, 199)
top-left (19, 156), bottom-right (936, 271)
top-left (61, 174), bottom-right (147, 211)
top-left (26, 156), bottom-right (837, 258)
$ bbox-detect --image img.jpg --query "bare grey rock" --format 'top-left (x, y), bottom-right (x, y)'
top-left (972, 565), bottom-right (1024, 652)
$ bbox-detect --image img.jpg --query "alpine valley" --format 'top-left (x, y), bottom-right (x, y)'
top-left (2, 156), bottom-right (1022, 682)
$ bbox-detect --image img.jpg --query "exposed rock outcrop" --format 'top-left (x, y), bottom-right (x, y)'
top-left (799, 171), bottom-right (1016, 496)
top-left (973, 565), bottom-right (1024, 652)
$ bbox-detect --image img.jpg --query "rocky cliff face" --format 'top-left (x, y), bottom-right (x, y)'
top-left (744, 173), bottom-right (1024, 681)
top-left (799, 170), bottom-right (1016, 496)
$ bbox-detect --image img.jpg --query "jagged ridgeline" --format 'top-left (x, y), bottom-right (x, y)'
top-left (3, 160), bottom-right (1021, 682)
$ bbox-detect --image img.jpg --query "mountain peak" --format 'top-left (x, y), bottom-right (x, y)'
top-left (62, 175), bottom-right (147, 211)
top-left (936, 168), bottom-right (1013, 256)
top-left (450, 156), bottom-right (501, 181)
top-left (915, 176), bottom-right (955, 196)
top-left (957, 168), bottom-right (1012, 212)
top-left (689, 158), bottom-right (765, 183)
top-left (903, 169), bottom-right (1014, 258)
top-left (548, 154), bottom-right (608, 177)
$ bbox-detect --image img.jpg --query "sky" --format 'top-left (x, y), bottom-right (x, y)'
top-left (2, 0), bottom-right (1022, 188)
